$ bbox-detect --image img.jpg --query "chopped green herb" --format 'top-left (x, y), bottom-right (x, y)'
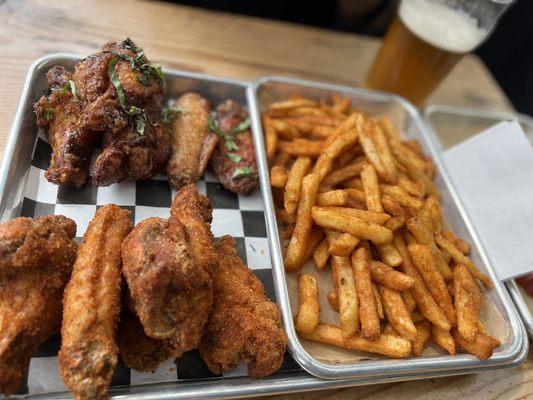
top-left (108, 58), bottom-right (126, 108)
top-left (231, 117), bottom-right (250, 134)
top-left (225, 136), bottom-right (239, 151)
top-left (135, 113), bottom-right (146, 135)
top-left (208, 116), bottom-right (226, 138)
top-left (68, 80), bottom-right (77, 100)
top-left (232, 167), bottom-right (253, 180)
top-left (161, 106), bottom-right (183, 124)
top-left (43, 107), bottom-right (55, 121)
top-left (227, 153), bottom-right (242, 163)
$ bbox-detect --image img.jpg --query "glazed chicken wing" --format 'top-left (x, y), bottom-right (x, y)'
top-left (34, 66), bottom-right (96, 187)
top-left (209, 99), bottom-right (259, 195)
top-left (200, 236), bottom-right (287, 378)
top-left (122, 184), bottom-right (216, 357)
top-left (166, 93), bottom-right (214, 189)
top-left (0, 216), bottom-right (77, 395)
top-left (59, 205), bottom-right (132, 400)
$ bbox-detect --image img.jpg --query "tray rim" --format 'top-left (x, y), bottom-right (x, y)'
top-left (423, 104), bottom-right (533, 340)
top-left (0, 54), bottom-right (527, 399)
top-left (247, 75), bottom-right (526, 380)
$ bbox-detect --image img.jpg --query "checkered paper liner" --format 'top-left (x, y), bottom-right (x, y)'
top-left (12, 132), bottom-right (302, 396)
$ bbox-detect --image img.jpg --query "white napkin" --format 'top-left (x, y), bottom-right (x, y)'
top-left (442, 121), bottom-right (533, 281)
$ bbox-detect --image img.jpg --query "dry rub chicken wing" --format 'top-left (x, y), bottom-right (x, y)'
top-left (209, 99), bottom-right (259, 195)
top-left (0, 216), bottom-right (77, 395)
top-left (200, 236), bottom-right (287, 378)
top-left (166, 93), bottom-right (214, 190)
top-left (59, 205), bottom-right (132, 400)
top-left (34, 66), bottom-right (96, 187)
top-left (117, 308), bottom-right (171, 372)
top-left (122, 184), bottom-right (216, 357)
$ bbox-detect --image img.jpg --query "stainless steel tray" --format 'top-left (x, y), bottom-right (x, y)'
top-left (248, 76), bottom-right (527, 380)
top-left (423, 104), bottom-right (533, 340)
top-left (0, 55), bottom-right (527, 399)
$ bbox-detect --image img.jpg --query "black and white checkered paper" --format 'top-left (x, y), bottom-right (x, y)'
top-left (13, 132), bottom-right (301, 396)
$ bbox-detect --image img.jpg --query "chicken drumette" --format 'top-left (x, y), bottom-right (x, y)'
top-left (0, 216), bottom-right (77, 395)
top-left (200, 236), bottom-right (287, 378)
top-left (122, 184), bottom-right (216, 357)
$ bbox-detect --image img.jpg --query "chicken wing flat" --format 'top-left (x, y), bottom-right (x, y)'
top-left (117, 309), bottom-right (171, 372)
top-left (209, 99), bottom-right (259, 195)
top-left (0, 216), bottom-right (77, 395)
top-left (200, 236), bottom-right (287, 378)
top-left (166, 93), bottom-right (213, 190)
top-left (59, 205), bottom-right (132, 400)
top-left (122, 184), bottom-right (216, 357)
top-left (34, 66), bottom-right (96, 187)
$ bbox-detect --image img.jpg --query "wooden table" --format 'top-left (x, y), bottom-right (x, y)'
top-left (0, 0), bottom-right (530, 399)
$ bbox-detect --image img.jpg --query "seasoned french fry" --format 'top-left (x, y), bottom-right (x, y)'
top-left (373, 125), bottom-right (398, 183)
top-left (351, 248), bottom-right (380, 340)
top-left (435, 233), bottom-right (492, 288)
top-left (323, 161), bottom-right (366, 186)
top-left (408, 244), bottom-right (456, 325)
top-left (432, 325), bottom-right (456, 355)
top-left (324, 112), bottom-right (361, 148)
top-left (328, 233), bottom-right (360, 257)
top-left (302, 227), bottom-right (325, 265)
top-left (381, 185), bottom-right (423, 209)
top-left (452, 329), bottom-right (500, 360)
top-left (413, 321), bottom-right (431, 355)
top-left (369, 261), bottom-right (414, 291)
top-left (380, 285), bottom-right (417, 341)
top-left (379, 116), bottom-right (401, 146)
top-left (263, 115), bottom-right (278, 161)
top-left (391, 144), bottom-right (439, 197)
top-left (270, 165), bottom-right (288, 188)
top-left (383, 323), bottom-right (399, 337)
top-left (332, 256), bottom-right (359, 338)
top-left (372, 283), bottom-right (385, 319)
top-left (411, 311), bottom-right (425, 323)
top-left (312, 154), bottom-right (334, 180)
top-left (343, 177), bottom-right (363, 190)
top-left (398, 176), bottom-right (424, 198)
top-left (382, 196), bottom-right (407, 231)
top-left (327, 291), bottom-right (340, 312)
top-left (424, 196), bottom-right (442, 232)
top-left (283, 224), bottom-right (295, 239)
top-left (316, 190), bottom-right (348, 206)
top-left (271, 118), bottom-right (301, 139)
top-left (313, 238), bottom-right (330, 269)
top-left (361, 164), bottom-right (383, 212)
top-left (453, 264), bottom-right (482, 342)
top-left (392, 232), bottom-right (451, 330)
top-left (285, 173), bottom-right (321, 271)
top-left (378, 242), bottom-right (403, 267)
top-left (295, 274), bottom-right (320, 335)
top-left (310, 125), bottom-right (335, 138)
top-left (270, 98), bottom-right (318, 111)
top-left (359, 123), bottom-right (387, 180)
top-left (300, 323), bottom-right (411, 358)
top-left (312, 208), bottom-right (392, 245)
top-left (273, 151), bottom-right (291, 168)
top-left (314, 206), bottom-right (391, 225)
top-left (284, 157), bottom-right (312, 214)
top-left (402, 290), bottom-right (417, 315)
top-left (324, 128), bottom-right (359, 160)
top-left (279, 139), bottom-right (324, 157)
top-left (442, 230), bottom-right (470, 254)
top-left (344, 188), bottom-right (367, 205)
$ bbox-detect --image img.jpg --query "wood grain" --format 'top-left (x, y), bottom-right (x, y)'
top-left (0, 1), bottom-right (528, 399)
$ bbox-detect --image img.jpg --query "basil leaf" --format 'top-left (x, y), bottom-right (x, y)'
top-left (135, 114), bottom-right (146, 135)
top-left (232, 167), bottom-right (253, 180)
top-left (226, 137), bottom-right (239, 151)
top-left (231, 117), bottom-right (250, 134)
top-left (208, 116), bottom-right (226, 138)
top-left (43, 107), bottom-right (55, 121)
top-left (227, 153), bottom-right (242, 163)
top-left (108, 58), bottom-right (126, 108)
top-left (68, 80), bottom-right (77, 100)
top-left (161, 107), bottom-right (183, 124)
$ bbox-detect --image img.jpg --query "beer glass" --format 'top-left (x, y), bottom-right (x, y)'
top-left (366, 0), bottom-right (515, 105)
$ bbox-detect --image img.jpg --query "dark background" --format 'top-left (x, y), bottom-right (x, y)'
top-left (168, 0), bottom-right (533, 116)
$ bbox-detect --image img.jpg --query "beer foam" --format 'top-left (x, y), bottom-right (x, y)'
top-left (399, 0), bottom-right (488, 53)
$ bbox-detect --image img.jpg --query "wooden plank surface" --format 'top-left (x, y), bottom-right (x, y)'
top-left (0, 0), bottom-right (529, 399)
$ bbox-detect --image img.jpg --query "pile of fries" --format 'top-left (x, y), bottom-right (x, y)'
top-left (263, 95), bottom-right (501, 360)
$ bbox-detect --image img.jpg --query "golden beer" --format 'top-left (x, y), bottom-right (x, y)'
top-left (366, 0), bottom-right (489, 105)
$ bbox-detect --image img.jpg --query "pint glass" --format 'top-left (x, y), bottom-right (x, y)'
top-left (366, 0), bottom-right (514, 105)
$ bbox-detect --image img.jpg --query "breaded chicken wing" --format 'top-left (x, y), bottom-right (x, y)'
top-left (0, 216), bottom-right (77, 395)
top-left (34, 66), bottom-right (96, 187)
top-left (122, 184), bottom-right (215, 357)
top-left (166, 93), bottom-right (213, 189)
top-left (59, 205), bottom-right (132, 400)
top-left (117, 309), bottom-right (171, 372)
top-left (209, 99), bottom-right (259, 195)
top-left (200, 236), bottom-right (287, 378)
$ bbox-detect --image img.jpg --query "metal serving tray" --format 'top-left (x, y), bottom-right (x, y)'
top-left (0, 55), bottom-right (527, 399)
top-left (423, 104), bottom-right (533, 340)
top-left (248, 76), bottom-right (527, 380)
